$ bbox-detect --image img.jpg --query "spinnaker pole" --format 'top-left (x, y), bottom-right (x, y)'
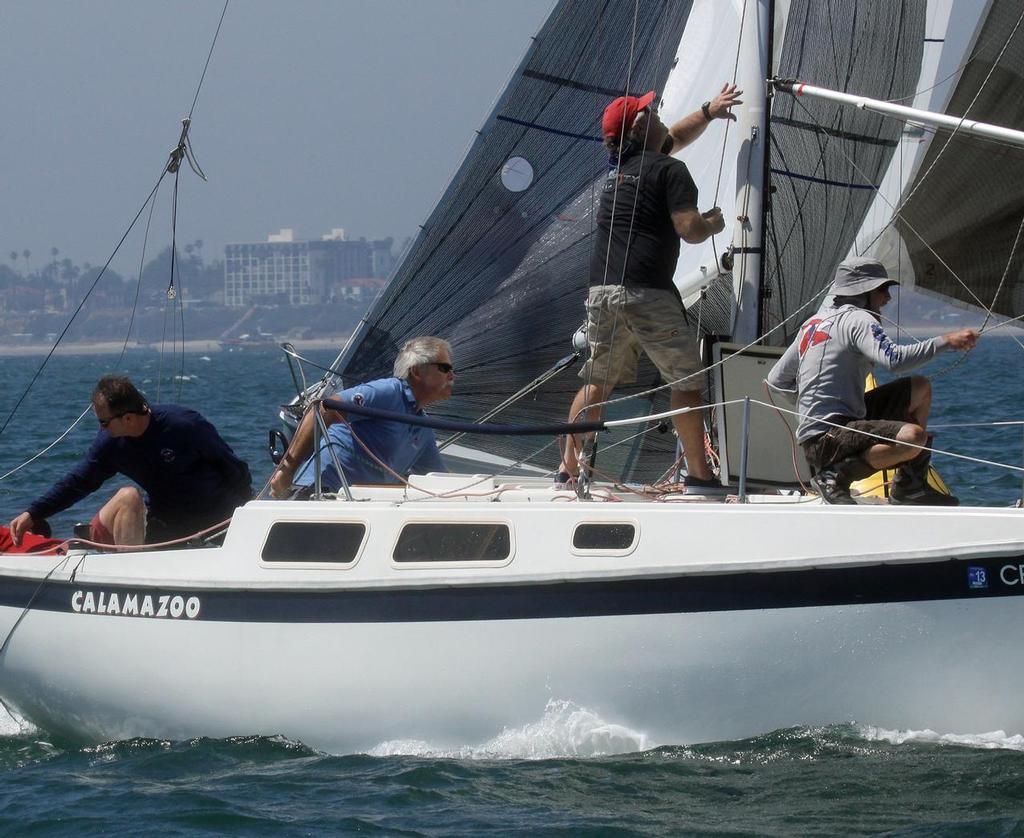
top-left (773, 78), bottom-right (1024, 149)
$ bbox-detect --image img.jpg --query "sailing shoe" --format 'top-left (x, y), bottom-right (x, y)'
top-left (810, 468), bottom-right (856, 504)
top-left (683, 474), bottom-right (723, 491)
top-left (890, 481), bottom-right (960, 506)
top-left (810, 456), bottom-right (875, 505)
top-left (890, 439), bottom-right (959, 506)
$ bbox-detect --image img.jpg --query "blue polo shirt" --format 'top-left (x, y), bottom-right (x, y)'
top-left (294, 377), bottom-right (447, 489)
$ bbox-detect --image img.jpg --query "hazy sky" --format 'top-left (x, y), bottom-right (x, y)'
top-left (0, 0), bottom-right (554, 272)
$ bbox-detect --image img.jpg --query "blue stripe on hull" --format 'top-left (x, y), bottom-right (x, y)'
top-left (0, 557), bottom-right (1021, 623)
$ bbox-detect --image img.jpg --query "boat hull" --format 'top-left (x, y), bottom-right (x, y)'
top-left (1, 594), bottom-right (1020, 751)
top-left (1, 495), bottom-right (1021, 751)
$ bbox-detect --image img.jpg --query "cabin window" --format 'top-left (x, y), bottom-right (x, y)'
top-left (393, 523), bottom-right (511, 563)
top-left (261, 522), bottom-right (365, 564)
top-left (572, 523), bottom-right (636, 551)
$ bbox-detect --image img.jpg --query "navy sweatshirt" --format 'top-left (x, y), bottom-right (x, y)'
top-left (28, 404), bottom-right (252, 523)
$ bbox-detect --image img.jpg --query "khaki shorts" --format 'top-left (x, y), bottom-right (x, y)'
top-left (579, 285), bottom-right (703, 392)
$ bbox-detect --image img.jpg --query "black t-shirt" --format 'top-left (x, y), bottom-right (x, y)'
top-left (588, 150), bottom-right (699, 292)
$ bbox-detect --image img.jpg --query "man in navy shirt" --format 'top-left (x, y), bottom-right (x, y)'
top-left (9, 376), bottom-right (252, 546)
top-left (269, 336), bottom-right (454, 496)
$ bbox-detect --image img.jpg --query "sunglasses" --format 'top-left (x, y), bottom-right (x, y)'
top-left (97, 412), bottom-right (127, 428)
top-left (431, 362), bottom-right (455, 374)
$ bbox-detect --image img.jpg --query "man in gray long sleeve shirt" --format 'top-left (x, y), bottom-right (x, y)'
top-left (766, 258), bottom-right (978, 505)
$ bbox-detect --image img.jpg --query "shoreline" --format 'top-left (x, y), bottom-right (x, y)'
top-left (0, 338), bottom-right (348, 357)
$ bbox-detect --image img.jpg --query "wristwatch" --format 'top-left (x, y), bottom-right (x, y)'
top-left (701, 101), bottom-right (713, 121)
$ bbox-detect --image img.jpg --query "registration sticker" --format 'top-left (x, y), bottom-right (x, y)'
top-left (967, 566), bottom-right (988, 590)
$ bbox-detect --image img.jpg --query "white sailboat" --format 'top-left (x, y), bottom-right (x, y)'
top-left (0, 0), bottom-right (1022, 753)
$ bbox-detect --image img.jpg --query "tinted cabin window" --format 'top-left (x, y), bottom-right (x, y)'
top-left (573, 523), bottom-right (636, 551)
top-left (394, 523), bottom-right (511, 562)
top-left (262, 522), bottom-right (365, 563)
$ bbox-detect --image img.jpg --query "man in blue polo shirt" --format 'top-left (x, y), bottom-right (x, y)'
top-left (269, 336), bottom-right (454, 495)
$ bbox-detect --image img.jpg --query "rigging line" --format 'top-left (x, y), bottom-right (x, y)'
top-left (580, 0), bottom-right (644, 416)
top-left (346, 13), bottom-right (676, 359)
top-left (0, 553), bottom-right (72, 659)
top-left (979, 310), bottom-right (1024, 333)
top-left (787, 93), bottom-right (1022, 348)
top-left (862, 3), bottom-right (1024, 254)
top-left (188, 0), bottom-right (230, 119)
top-left (930, 421), bottom-right (1024, 429)
top-left (0, 174), bottom-right (168, 440)
top-left (117, 180), bottom-right (163, 371)
top-left (156, 292), bottom-right (171, 402)
top-left (749, 397), bottom-right (1024, 475)
top-left (169, 169), bottom-right (187, 398)
top-left (355, 8), bottom-right (648, 349)
top-left (931, 210), bottom-right (1024, 377)
top-left (885, 8), bottom-right (1020, 105)
top-left (0, 185), bottom-right (166, 482)
top-left (0, 406), bottom-right (92, 484)
top-left (711, 0), bottom-right (747, 209)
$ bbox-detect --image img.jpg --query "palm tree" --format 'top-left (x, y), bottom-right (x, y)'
top-left (21, 249), bottom-right (31, 276)
top-left (9, 251), bottom-right (17, 274)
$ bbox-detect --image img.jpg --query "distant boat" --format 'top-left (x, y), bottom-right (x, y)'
top-left (218, 332), bottom-right (278, 351)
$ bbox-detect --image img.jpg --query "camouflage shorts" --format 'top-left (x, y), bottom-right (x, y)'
top-left (579, 285), bottom-right (703, 392)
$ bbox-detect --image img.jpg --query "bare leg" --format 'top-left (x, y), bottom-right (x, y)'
top-left (560, 383), bottom-right (614, 477)
top-left (862, 422), bottom-right (927, 470)
top-left (670, 389), bottom-right (712, 481)
top-left (907, 376), bottom-right (932, 428)
top-left (97, 487), bottom-right (146, 546)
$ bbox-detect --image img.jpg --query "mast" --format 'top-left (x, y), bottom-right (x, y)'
top-left (729, 0), bottom-right (773, 343)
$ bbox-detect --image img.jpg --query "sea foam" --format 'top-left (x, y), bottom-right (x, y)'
top-left (862, 724), bottom-right (1024, 751)
top-left (368, 699), bottom-right (650, 759)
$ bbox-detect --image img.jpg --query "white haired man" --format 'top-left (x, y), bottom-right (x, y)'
top-left (766, 258), bottom-right (978, 505)
top-left (269, 336), bottom-right (454, 496)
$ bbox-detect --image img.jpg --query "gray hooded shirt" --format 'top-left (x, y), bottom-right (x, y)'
top-left (766, 303), bottom-right (949, 442)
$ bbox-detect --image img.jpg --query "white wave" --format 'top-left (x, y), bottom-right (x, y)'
top-left (862, 724), bottom-right (1024, 751)
top-left (0, 702), bottom-right (34, 737)
top-left (368, 699), bottom-right (651, 760)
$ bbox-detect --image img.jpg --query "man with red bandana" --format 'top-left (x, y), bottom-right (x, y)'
top-left (559, 84), bottom-right (742, 490)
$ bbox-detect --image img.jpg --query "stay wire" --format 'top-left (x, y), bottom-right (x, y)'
top-left (0, 2), bottom-right (228, 443)
top-left (0, 175), bottom-right (167, 440)
top-left (0, 183), bottom-right (164, 484)
top-left (787, 92), bottom-right (1024, 355)
top-left (861, 4), bottom-right (1024, 256)
top-left (188, 0), bottom-right (230, 120)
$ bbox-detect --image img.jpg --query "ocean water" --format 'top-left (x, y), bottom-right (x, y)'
top-left (0, 338), bottom-right (1022, 835)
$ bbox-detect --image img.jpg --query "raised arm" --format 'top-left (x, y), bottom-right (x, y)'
top-left (666, 83), bottom-right (743, 154)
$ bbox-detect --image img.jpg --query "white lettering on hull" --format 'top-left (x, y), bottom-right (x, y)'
top-left (1001, 565), bottom-right (1024, 586)
top-left (70, 590), bottom-right (201, 620)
